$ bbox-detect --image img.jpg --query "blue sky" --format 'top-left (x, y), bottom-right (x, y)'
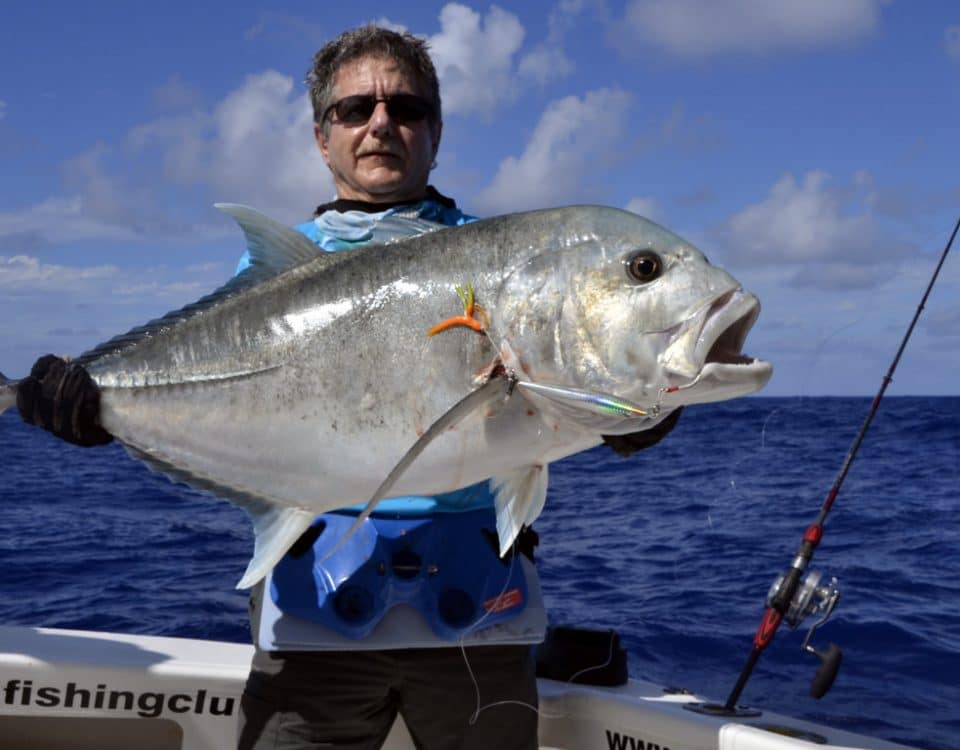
top-left (1, 1), bottom-right (958, 395)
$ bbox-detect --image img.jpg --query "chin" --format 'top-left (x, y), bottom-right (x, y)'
top-left (360, 181), bottom-right (421, 201)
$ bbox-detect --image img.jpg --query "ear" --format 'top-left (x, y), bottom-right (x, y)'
top-left (315, 123), bottom-right (331, 166)
top-left (431, 119), bottom-right (443, 161)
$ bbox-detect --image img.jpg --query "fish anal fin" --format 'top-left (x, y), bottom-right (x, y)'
top-left (237, 501), bottom-right (317, 589)
top-left (491, 464), bottom-right (549, 557)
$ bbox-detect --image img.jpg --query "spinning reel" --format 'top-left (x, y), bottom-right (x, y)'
top-left (767, 569), bottom-right (842, 698)
top-left (686, 568), bottom-right (842, 719)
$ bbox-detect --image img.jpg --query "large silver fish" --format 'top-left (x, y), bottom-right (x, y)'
top-left (0, 205), bottom-right (772, 588)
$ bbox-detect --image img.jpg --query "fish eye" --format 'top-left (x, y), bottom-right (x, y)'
top-left (623, 251), bottom-right (662, 283)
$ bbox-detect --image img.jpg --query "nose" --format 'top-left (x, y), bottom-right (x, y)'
top-left (368, 101), bottom-right (395, 136)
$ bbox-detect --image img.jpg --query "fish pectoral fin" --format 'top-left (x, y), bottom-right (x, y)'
top-left (428, 282), bottom-right (489, 337)
top-left (322, 374), bottom-right (515, 562)
top-left (491, 464), bottom-right (549, 557)
top-left (515, 380), bottom-right (655, 432)
top-left (236, 500), bottom-right (317, 589)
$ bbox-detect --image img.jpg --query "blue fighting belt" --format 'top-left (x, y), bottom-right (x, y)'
top-left (270, 508), bottom-right (529, 641)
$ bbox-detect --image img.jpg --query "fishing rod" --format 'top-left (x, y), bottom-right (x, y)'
top-left (690, 215), bottom-right (960, 717)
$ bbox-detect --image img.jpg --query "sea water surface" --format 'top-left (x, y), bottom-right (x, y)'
top-left (1, 397), bottom-right (958, 750)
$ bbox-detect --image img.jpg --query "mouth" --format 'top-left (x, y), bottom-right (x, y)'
top-left (658, 289), bottom-right (772, 406)
top-left (358, 150), bottom-right (401, 160)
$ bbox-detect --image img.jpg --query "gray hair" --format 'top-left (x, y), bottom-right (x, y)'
top-left (307, 25), bottom-right (442, 136)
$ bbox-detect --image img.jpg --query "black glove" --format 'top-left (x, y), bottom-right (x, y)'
top-left (16, 354), bottom-right (113, 447)
top-left (602, 407), bottom-right (682, 457)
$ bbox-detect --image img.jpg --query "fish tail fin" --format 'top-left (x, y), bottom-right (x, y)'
top-left (0, 372), bottom-right (17, 414)
top-left (491, 464), bottom-right (549, 557)
top-left (235, 500), bottom-right (317, 589)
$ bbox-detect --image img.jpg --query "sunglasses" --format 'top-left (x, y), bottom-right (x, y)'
top-left (322, 94), bottom-right (435, 126)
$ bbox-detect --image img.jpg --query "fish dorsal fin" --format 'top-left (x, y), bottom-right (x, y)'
top-left (215, 203), bottom-right (332, 281)
top-left (216, 205), bottom-right (444, 286)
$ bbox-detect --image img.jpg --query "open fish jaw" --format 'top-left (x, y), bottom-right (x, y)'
top-left (702, 289), bottom-right (762, 367)
top-left (658, 288), bottom-right (772, 406)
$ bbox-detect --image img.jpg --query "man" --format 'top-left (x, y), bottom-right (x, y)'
top-left (232, 25), bottom-right (544, 750)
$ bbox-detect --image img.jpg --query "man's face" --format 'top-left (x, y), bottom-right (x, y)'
top-left (317, 56), bottom-right (441, 203)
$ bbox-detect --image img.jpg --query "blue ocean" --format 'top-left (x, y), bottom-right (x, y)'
top-left (2, 396), bottom-right (958, 750)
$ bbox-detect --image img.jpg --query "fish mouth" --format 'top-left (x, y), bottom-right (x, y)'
top-left (658, 288), bottom-right (772, 406)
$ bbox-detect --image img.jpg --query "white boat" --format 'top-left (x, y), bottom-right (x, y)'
top-left (0, 623), bottom-right (917, 749)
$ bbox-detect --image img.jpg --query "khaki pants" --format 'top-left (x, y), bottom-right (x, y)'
top-left (238, 644), bottom-right (538, 750)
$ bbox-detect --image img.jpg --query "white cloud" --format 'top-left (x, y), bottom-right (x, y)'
top-left (723, 171), bottom-right (869, 262)
top-left (243, 11), bottom-right (326, 46)
top-left (624, 196), bottom-right (662, 223)
top-left (108, 278), bottom-right (217, 300)
top-left (130, 71), bottom-right (328, 222)
top-left (518, 44), bottom-right (574, 86)
top-left (414, 2), bottom-right (580, 110)
top-left (61, 146), bottom-right (178, 236)
top-left (428, 4), bottom-right (526, 116)
top-left (517, 0), bottom-right (583, 85)
top-left (0, 254), bottom-right (119, 292)
top-left (372, 16), bottom-right (408, 34)
top-left (716, 170), bottom-right (912, 289)
top-left (209, 71), bottom-right (326, 214)
top-left (945, 25), bottom-right (960, 61)
top-left (151, 75), bottom-right (203, 113)
top-left (0, 71), bottom-right (332, 250)
top-left (616, 0), bottom-right (883, 60)
top-left (0, 195), bottom-right (140, 248)
top-left (474, 88), bottom-right (632, 214)
top-left (0, 252), bottom-right (220, 306)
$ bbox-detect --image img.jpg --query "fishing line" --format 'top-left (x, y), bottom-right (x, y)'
top-left (797, 317), bottom-right (864, 398)
top-left (464, 626), bottom-right (617, 723)
top-left (457, 549), bottom-right (563, 723)
top-left (456, 544), bottom-right (616, 724)
top-left (719, 312), bottom-right (864, 524)
top-left (717, 214), bottom-right (960, 713)
top-left (721, 307), bottom-right (871, 519)
top-left (456, 546), bottom-right (533, 722)
top-left (564, 630), bottom-right (617, 684)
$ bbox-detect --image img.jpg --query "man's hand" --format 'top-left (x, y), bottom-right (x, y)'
top-left (602, 407), bottom-right (682, 457)
top-left (16, 354), bottom-right (113, 447)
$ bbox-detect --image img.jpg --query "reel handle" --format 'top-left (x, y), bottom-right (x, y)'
top-left (807, 642), bottom-right (843, 699)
